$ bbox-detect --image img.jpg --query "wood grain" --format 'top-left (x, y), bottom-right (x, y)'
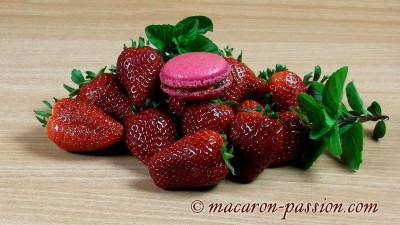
top-left (1, 1), bottom-right (399, 224)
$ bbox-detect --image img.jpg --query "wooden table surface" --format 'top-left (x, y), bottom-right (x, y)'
top-left (1, 1), bottom-right (399, 224)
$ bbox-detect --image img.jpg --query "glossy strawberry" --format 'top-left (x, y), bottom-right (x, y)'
top-left (257, 65), bottom-right (306, 111)
top-left (229, 111), bottom-right (284, 182)
top-left (271, 111), bottom-right (309, 166)
top-left (234, 100), bottom-right (264, 114)
top-left (222, 47), bottom-right (259, 101)
top-left (64, 68), bottom-right (132, 122)
top-left (116, 39), bottom-right (165, 108)
top-left (34, 98), bottom-right (124, 152)
top-left (125, 108), bottom-right (177, 165)
top-left (148, 130), bottom-right (234, 189)
top-left (181, 101), bottom-right (234, 136)
top-left (165, 96), bottom-right (191, 117)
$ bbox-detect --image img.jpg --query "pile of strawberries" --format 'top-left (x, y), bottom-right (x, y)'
top-left (35, 16), bottom-right (387, 190)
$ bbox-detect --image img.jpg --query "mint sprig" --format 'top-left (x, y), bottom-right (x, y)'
top-left (145, 16), bottom-right (220, 60)
top-left (297, 66), bottom-right (389, 170)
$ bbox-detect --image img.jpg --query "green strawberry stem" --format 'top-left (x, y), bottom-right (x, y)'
top-left (63, 66), bottom-right (107, 97)
top-left (221, 134), bottom-right (235, 175)
top-left (34, 99), bottom-right (55, 127)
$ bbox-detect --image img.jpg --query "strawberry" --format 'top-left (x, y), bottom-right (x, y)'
top-left (222, 47), bottom-right (259, 101)
top-left (64, 68), bottom-right (133, 122)
top-left (125, 108), bottom-right (177, 165)
top-left (229, 111), bottom-right (284, 182)
top-left (116, 38), bottom-right (165, 108)
top-left (165, 96), bottom-right (191, 117)
top-left (34, 98), bottom-right (124, 152)
top-left (257, 64), bottom-right (306, 111)
top-left (234, 100), bottom-right (264, 114)
top-left (148, 130), bottom-right (234, 189)
top-left (271, 111), bottom-right (309, 166)
top-left (180, 100), bottom-right (235, 136)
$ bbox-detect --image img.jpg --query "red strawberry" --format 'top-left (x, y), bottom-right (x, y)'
top-left (257, 65), bottom-right (306, 111)
top-left (180, 101), bottom-right (235, 136)
top-left (222, 47), bottom-right (259, 101)
top-left (229, 111), bottom-right (284, 182)
top-left (271, 111), bottom-right (309, 166)
top-left (234, 100), bottom-right (264, 114)
top-left (125, 108), bottom-right (177, 165)
top-left (116, 38), bottom-right (165, 108)
top-left (64, 68), bottom-right (133, 122)
top-left (165, 96), bottom-right (191, 117)
top-left (34, 98), bottom-right (124, 152)
top-left (148, 130), bottom-right (234, 189)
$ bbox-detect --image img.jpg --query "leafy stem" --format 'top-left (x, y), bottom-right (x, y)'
top-left (339, 114), bottom-right (389, 127)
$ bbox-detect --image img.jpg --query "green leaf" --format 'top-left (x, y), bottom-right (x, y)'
top-left (327, 123), bottom-right (342, 156)
top-left (297, 93), bottom-right (335, 139)
top-left (303, 72), bottom-right (313, 86)
top-left (346, 81), bottom-right (367, 115)
top-left (71, 69), bottom-right (85, 85)
top-left (299, 137), bottom-right (327, 170)
top-left (372, 120), bottom-right (386, 140)
top-left (307, 82), bottom-right (324, 103)
top-left (176, 15), bottom-right (213, 35)
top-left (42, 100), bottom-right (52, 109)
top-left (339, 122), bottom-right (363, 170)
top-left (174, 18), bottom-right (199, 46)
top-left (145, 24), bottom-right (176, 51)
top-left (313, 65), bottom-right (322, 81)
top-left (322, 66), bottom-right (348, 118)
top-left (367, 101), bottom-right (382, 116)
top-left (185, 35), bottom-right (220, 54)
top-left (34, 110), bottom-right (51, 117)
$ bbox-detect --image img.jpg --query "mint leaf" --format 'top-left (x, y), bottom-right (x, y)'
top-left (327, 123), bottom-right (342, 156)
top-left (145, 24), bottom-right (176, 51)
top-left (367, 101), bottom-right (382, 116)
top-left (340, 122), bottom-right (364, 170)
top-left (185, 35), bottom-right (220, 54)
top-left (322, 66), bottom-right (348, 118)
top-left (346, 81), bottom-right (367, 115)
top-left (307, 82), bottom-right (324, 103)
top-left (372, 120), bottom-right (386, 140)
top-left (297, 93), bottom-right (335, 139)
top-left (174, 18), bottom-right (199, 46)
top-left (300, 137), bottom-right (327, 170)
top-left (176, 15), bottom-right (213, 35)
top-left (313, 65), bottom-right (322, 81)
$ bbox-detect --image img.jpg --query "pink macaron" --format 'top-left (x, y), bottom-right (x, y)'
top-left (160, 52), bottom-right (232, 101)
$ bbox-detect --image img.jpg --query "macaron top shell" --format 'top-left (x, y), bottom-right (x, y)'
top-left (160, 52), bottom-right (230, 88)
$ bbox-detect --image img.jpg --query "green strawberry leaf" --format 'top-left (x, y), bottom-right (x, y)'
top-left (297, 93), bottom-right (335, 139)
top-left (303, 72), bottom-right (313, 86)
top-left (372, 120), bottom-right (386, 140)
top-left (339, 122), bottom-right (364, 170)
top-left (145, 24), bottom-right (176, 51)
top-left (367, 101), bottom-right (382, 116)
top-left (176, 15), bottom-right (213, 35)
top-left (71, 69), bottom-right (85, 85)
top-left (322, 66), bottom-right (348, 118)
